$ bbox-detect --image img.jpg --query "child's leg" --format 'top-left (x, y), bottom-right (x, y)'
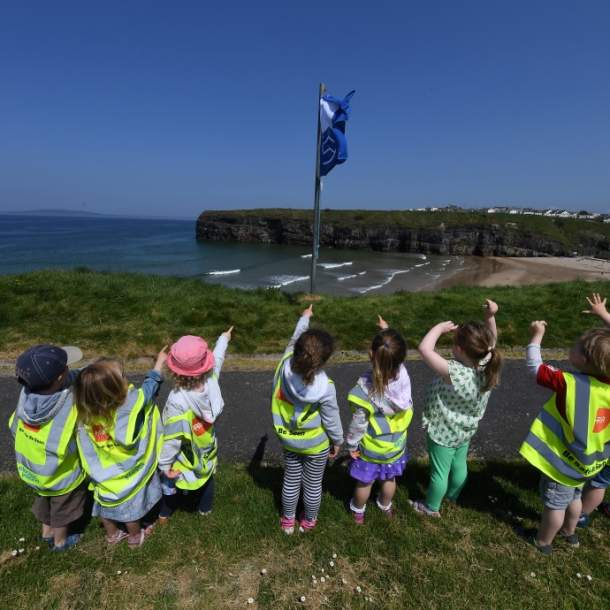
top-left (41, 523), bottom-right (53, 540)
top-left (424, 436), bottom-right (455, 512)
top-left (159, 493), bottom-right (179, 518)
top-left (446, 442), bottom-right (470, 501)
top-left (561, 495), bottom-right (583, 536)
top-left (352, 482), bottom-right (374, 510)
top-left (536, 507), bottom-right (566, 545)
top-left (378, 478), bottom-right (396, 508)
top-left (52, 526), bottom-right (68, 548)
top-left (281, 450), bottom-right (304, 519)
top-left (301, 450), bottom-right (329, 521)
top-left (197, 476), bottom-right (215, 514)
top-left (101, 517), bottom-right (121, 538)
top-left (581, 486), bottom-right (606, 516)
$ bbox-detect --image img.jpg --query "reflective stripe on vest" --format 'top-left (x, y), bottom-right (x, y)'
top-left (270, 353), bottom-right (331, 455)
top-left (520, 372), bottom-right (610, 486)
top-left (163, 409), bottom-right (217, 490)
top-left (348, 385), bottom-right (412, 464)
top-left (76, 387), bottom-right (161, 506)
top-left (9, 388), bottom-right (86, 496)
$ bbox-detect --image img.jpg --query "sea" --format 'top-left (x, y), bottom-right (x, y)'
top-left (0, 214), bottom-right (466, 296)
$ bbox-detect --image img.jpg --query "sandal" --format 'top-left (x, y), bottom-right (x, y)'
top-left (128, 524), bottom-right (154, 548)
top-left (106, 531), bottom-right (129, 545)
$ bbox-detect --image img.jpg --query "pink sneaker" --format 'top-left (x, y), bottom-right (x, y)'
top-left (352, 510), bottom-right (365, 525)
top-left (408, 499), bottom-right (440, 518)
top-left (298, 517), bottom-right (318, 533)
top-left (280, 516), bottom-right (296, 535)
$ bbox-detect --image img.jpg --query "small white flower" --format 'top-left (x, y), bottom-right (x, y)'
top-left (332, 552), bottom-right (337, 559)
top-left (299, 596), bottom-right (306, 603)
top-left (530, 572), bottom-right (536, 578)
top-left (320, 577), bottom-right (326, 583)
top-left (247, 598), bottom-right (255, 605)
top-left (320, 567), bottom-right (325, 573)
top-left (329, 561), bottom-right (334, 567)
top-left (18, 537), bottom-right (25, 542)
top-left (356, 586), bottom-right (362, 593)
top-left (260, 569), bottom-right (267, 575)
top-left (35, 546), bottom-right (40, 551)
top-left (341, 578), bottom-right (348, 585)
top-left (18, 548), bottom-right (24, 554)
top-left (117, 570), bottom-right (122, 575)
top-left (587, 575), bottom-right (592, 581)
top-left (11, 550), bottom-right (18, 557)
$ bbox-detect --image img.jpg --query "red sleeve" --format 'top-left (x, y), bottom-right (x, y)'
top-left (536, 364), bottom-right (567, 419)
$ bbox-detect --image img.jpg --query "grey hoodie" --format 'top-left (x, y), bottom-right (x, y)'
top-left (11, 370), bottom-right (79, 429)
top-left (278, 315), bottom-right (343, 446)
top-left (159, 335), bottom-right (228, 472)
top-left (345, 363), bottom-right (413, 451)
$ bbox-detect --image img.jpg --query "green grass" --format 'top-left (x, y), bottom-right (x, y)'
top-left (1, 270), bottom-right (610, 358)
top-left (200, 208), bottom-right (610, 251)
top-left (1, 462), bottom-right (609, 609)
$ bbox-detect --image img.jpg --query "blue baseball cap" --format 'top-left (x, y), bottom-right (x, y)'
top-left (16, 344), bottom-right (83, 391)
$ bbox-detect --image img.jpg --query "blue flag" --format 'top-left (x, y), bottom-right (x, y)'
top-left (319, 90), bottom-right (355, 177)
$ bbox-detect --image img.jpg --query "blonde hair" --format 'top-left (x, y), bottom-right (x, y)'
top-left (371, 329), bottom-right (407, 397)
top-left (74, 358), bottom-right (128, 425)
top-left (579, 328), bottom-right (610, 377)
top-left (455, 321), bottom-right (503, 392)
top-left (170, 370), bottom-right (211, 390)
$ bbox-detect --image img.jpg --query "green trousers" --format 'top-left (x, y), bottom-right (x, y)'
top-left (425, 435), bottom-right (469, 512)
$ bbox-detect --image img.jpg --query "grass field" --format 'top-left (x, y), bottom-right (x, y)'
top-left (1, 461), bottom-right (609, 609)
top-left (1, 270), bottom-right (609, 359)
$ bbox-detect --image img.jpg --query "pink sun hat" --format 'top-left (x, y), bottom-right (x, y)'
top-left (167, 335), bottom-right (215, 377)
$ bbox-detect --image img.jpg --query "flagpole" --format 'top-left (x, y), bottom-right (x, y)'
top-left (310, 82), bottom-right (326, 294)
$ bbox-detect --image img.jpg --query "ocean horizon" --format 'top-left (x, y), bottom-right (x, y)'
top-left (0, 214), bottom-right (465, 295)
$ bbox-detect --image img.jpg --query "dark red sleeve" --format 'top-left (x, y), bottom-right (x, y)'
top-left (536, 364), bottom-right (567, 419)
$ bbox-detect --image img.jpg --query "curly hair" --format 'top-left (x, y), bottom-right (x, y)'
top-left (169, 370), bottom-right (211, 390)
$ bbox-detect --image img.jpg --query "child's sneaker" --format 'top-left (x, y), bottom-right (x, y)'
top-left (198, 510), bottom-right (212, 516)
top-left (298, 517), bottom-right (318, 533)
top-left (52, 533), bottom-right (82, 552)
top-left (531, 537), bottom-right (553, 556)
top-left (576, 513), bottom-right (590, 529)
top-left (408, 499), bottom-right (440, 518)
top-left (280, 516), bottom-right (295, 535)
top-left (558, 531), bottom-right (580, 548)
top-left (351, 510), bottom-right (365, 525)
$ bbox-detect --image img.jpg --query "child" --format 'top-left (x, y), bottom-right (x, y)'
top-left (521, 311), bottom-right (610, 554)
top-left (158, 327), bottom-right (233, 520)
top-left (346, 315), bottom-right (413, 524)
top-left (578, 293), bottom-right (610, 526)
top-left (411, 299), bottom-right (502, 517)
top-left (74, 349), bottom-right (166, 547)
top-left (9, 344), bottom-right (87, 551)
top-left (271, 305), bottom-right (343, 534)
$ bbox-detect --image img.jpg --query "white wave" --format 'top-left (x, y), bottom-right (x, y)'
top-left (358, 269), bottom-right (410, 294)
top-left (358, 271), bottom-right (367, 276)
top-left (414, 261), bottom-right (431, 268)
top-left (207, 269), bottom-right (241, 276)
top-left (300, 254), bottom-right (312, 258)
top-left (318, 261), bottom-right (353, 269)
top-left (416, 254), bottom-right (427, 260)
top-left (269, 275), bottom-right (309, 288)
top-left (337, 273), bottom-right (358, 281)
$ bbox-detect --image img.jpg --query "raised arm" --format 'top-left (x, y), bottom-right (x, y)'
top-left (141, 346), bottom-right (167, 403)
top-left (582, 293), bottom-right (610, 327)
top-left (483, 299), bottom-right (498, 344)
top-left (417, 321), bottom-right (458, 381)
top-left (526, 320), bottom-right (547, 377)
top-left (212, 326), bottom-right (233, 377)
top-left (283, 305), bottom-right (313, 357)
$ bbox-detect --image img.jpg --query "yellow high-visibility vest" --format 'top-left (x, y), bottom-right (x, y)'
top-left (76, 386), bottom-right (161, 507)
top-left (271, 353), bottom-right (331, 455)
top-left (348, 385), bottom-right (412, 464)
top-left (520, 372), bottom-right (610, 486)
top-left (9, 389), bottom-right (85, 496)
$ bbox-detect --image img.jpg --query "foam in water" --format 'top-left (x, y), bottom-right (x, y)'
top-left (318, 261), bottom-right (353, 269)
top-left (301, 254), bottom-right (312, 258)
top-left (269, 275), bottom-right (309, 288)
top-left (358, 269), bottom-right (410, 294)
top-left (207, 269), bottom-right (241, 276)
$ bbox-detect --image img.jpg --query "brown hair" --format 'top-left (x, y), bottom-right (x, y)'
top-left (455, 321), bottom-right (503, 392)
top-left (74, 358), bottom-right (128, 425)
top-left (371, 329), bottom-right (407, 397)
top-left (170, 370), bottom-right (211, 390)
top-left (291, 329), bottom-right (335, 385)
top-left (579, 327), bottom-right (610, 377)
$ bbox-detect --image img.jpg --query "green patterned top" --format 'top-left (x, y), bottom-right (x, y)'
top-left (422, 360), bottom-right (491, 448)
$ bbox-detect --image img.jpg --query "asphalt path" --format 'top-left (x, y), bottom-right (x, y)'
top-left (0, 360), bottom-right (561, 473)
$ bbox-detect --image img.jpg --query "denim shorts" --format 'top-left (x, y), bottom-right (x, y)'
top-left (589, 465), bottom-right (610, 489)
top-left (539, 475), bottom-right (583, 510)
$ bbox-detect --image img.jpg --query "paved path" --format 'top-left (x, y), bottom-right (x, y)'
top-left (0, 361), bottom-right (559, 472)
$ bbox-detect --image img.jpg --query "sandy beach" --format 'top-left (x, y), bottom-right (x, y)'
top-left (437, 256), bottom-right (610, 290)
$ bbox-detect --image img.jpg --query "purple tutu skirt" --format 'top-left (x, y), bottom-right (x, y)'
top-left (349, 452), bottom-right (408, 485)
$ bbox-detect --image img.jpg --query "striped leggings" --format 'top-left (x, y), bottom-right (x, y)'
top-left (281, 448), bottom-right (329, 521)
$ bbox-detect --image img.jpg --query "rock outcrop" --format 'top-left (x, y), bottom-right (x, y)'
top-left (196, 210), bottom-right (610, 258)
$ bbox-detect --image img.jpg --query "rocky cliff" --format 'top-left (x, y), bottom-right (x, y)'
top-left (196, 210), bottom-right (610, 258)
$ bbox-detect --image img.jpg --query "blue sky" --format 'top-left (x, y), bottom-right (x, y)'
top-left (1, 1), bottom-right (609, 218)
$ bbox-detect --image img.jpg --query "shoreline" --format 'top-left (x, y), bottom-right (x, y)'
top-left (433, 256), bottom-right (610, 290)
